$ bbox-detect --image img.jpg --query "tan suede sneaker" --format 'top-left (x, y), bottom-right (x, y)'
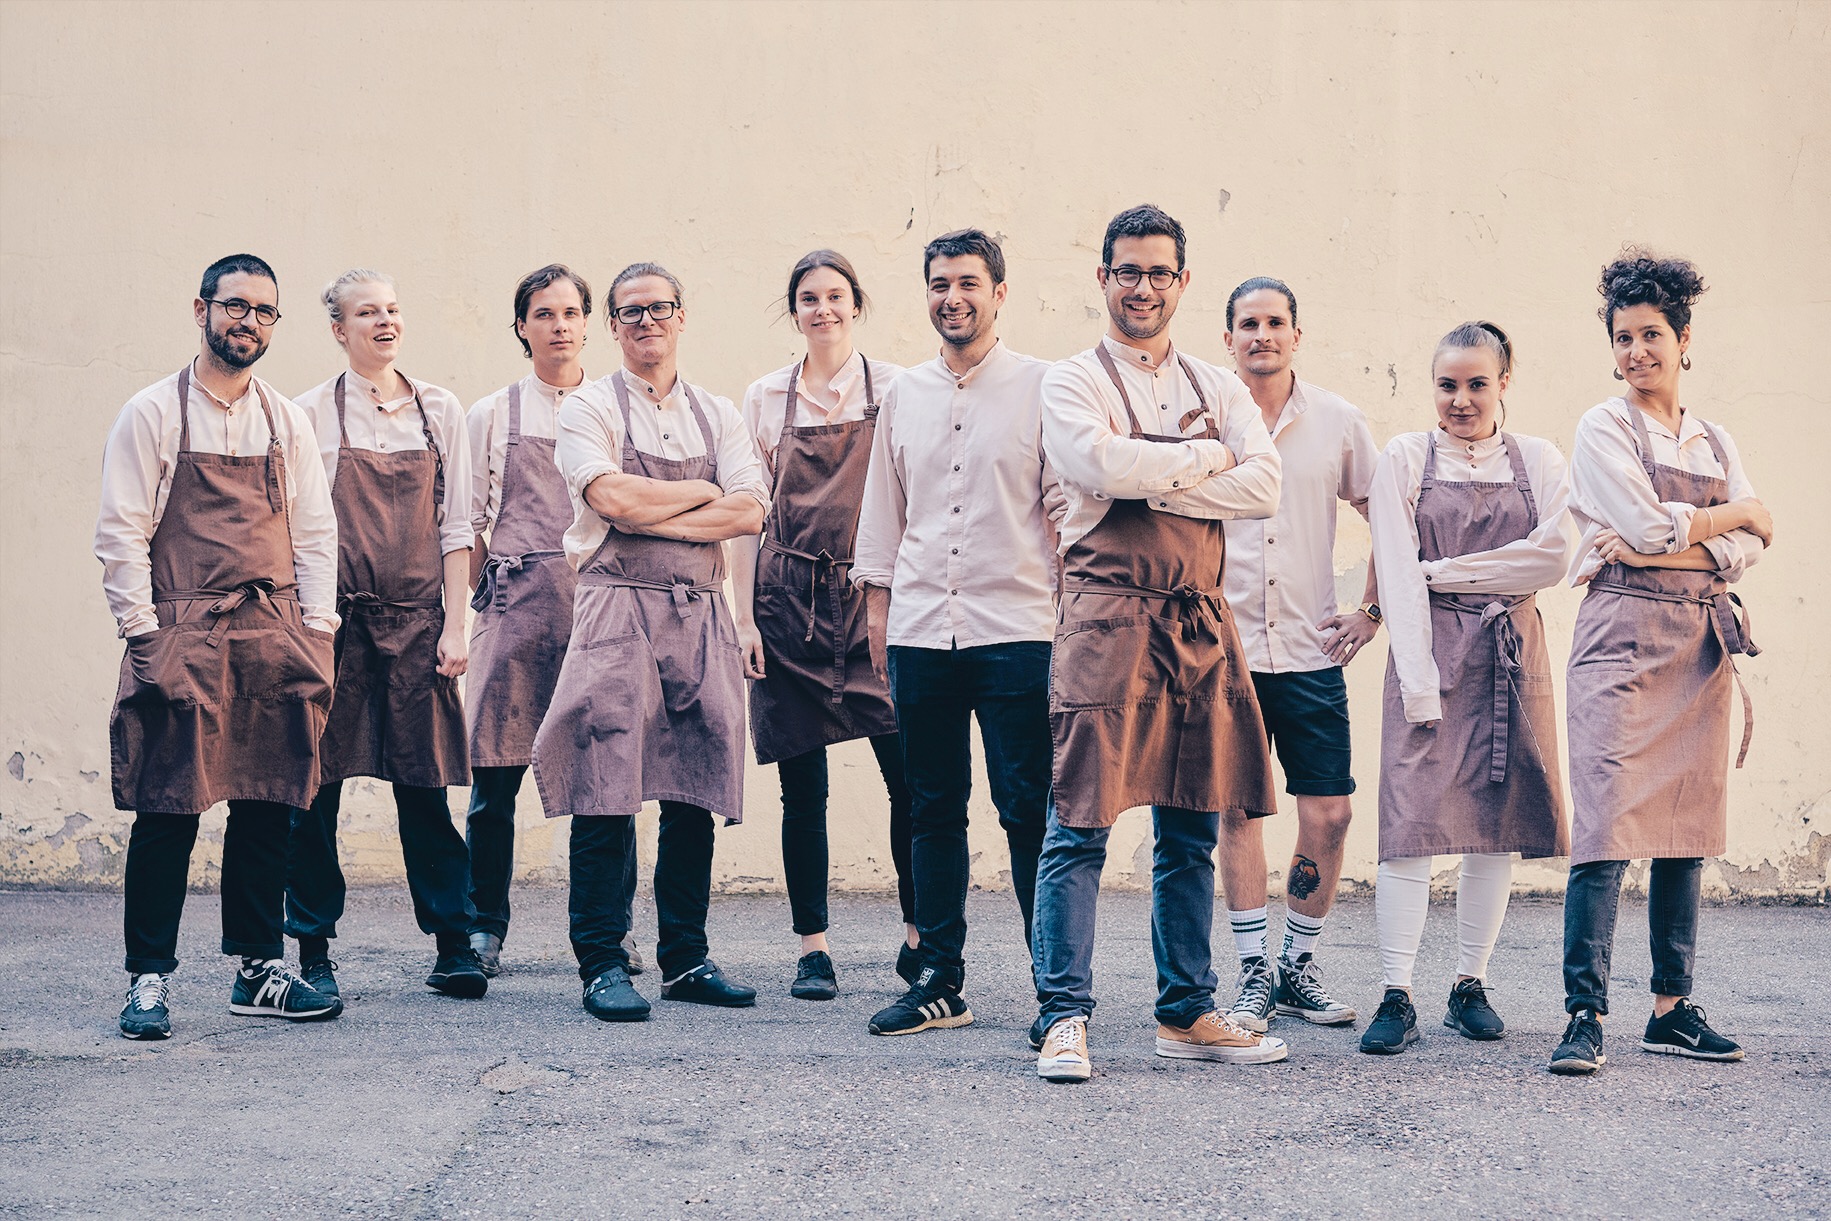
top-left (1036, 1015), bottom-right (1092, 1082)
top-left (1156, 1009), bottom-right (1289, 1063)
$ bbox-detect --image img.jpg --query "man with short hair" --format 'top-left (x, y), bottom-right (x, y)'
top-left (96, 254), bottom-right (343, 1038)
top-left (1032, 206), bottom-right (1285, 1082)
top-left (534, 262), bottom-right (768, 1021)
top-left (854, 229), bottom-right (1064, 1037)
top-left (1217, 277), bottom-right (1381, 1034)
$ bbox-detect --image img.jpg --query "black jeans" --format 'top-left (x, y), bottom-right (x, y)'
top-left (1563, 857), bottom-right (1703, 1015)
top-left (888, 641), bottom-right (1051, 983)
top-left (285, 781), bottom-right (476, 953)
top-left (122, 801), bottom-right (290, 974)
top-left (571, 802), bottom-right (715, 982)
top-left (468, 765), bottom-right (635, 943)
top-left (778, 733), bottom-right (914, 936)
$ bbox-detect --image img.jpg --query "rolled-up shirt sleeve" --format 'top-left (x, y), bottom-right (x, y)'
top-left (556, 384), bottom-right (622, 503)
top-left (1698, 426), bottom-right (1764, 581)
top-left (1341, 406), bottom-right (1379, 519)
top-left (1569, 409), bottom-right (1693, 556)
top-left (851, 381), bottom-right (905, 589)
top-left (1041, 359), bottom-right (1235, 501)
top-left (1157, 376), bottom-right (1281, 520)
top-left (466, 395), bottom-right (497, 540)
top-left (430, 390), bottom-right (474, 557)
top-left (707, 392), bottom-right (769, 508)
top-left (94, 397), bottom-right (165, 638)
top-left (283, 400), bottom-right (340, 633)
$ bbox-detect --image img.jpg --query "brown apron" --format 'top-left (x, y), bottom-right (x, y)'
top-left (466, 381), bottom-right (578, 767)
top-left (1377, 431), bottom-right (1568, 860)
top-left (1566, 407), bottom-right (1757, 865)
top-left (109, 366), bottom-right (335, 813)
top-left (748, 357), bottom-right (899, 765)
top-left (531, 376), bottom-right (746, 820)
top-left (1049, 345), bottom-right (1276, 829)
top-left (317, 373), bottom-right (468, 788)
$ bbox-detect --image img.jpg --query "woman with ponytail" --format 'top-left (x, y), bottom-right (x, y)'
top-left (1361, 321), bottom-right (1572, 1055)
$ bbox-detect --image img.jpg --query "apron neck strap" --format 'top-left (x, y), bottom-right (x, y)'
top-left (1093, 343), bottom-right (1149, 438)
top-left (1625, 401), bottom-right (1661, 482)
top-left (1697, 418), bottom-right (1732, 475)
top-left (683, 384), bottom-right (718, 468)
top-left (861, 355), bottom-right (878, 420)
top-left (785, 359), bottom-right (806, 429)
top-left (332, 373), bottom-right (352, 449)
top-left (177, 364), bottom-right (195, 452)
top-left (507, 381), bottom-right (523, 439)
top-left (1500, 430), bottom-right (1538, 523)
top-left (1421, 430), bottom-right (1441, 488)
top-left (1093, 343), bottom-right (1214, 440)
top-left (610, 371), bottom-right (639, 462)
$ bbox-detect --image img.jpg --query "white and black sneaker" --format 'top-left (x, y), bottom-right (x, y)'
top-left (119, 972), bottom-right (172, 1040)
top-left (867, 967), bottom-right (973, 1036)
top-left (1227, 956), bottom-right (1276, 1033)
top-left (229, 960), bottom-right (343, 1021)
top-left (1641, 998), bottom-right (1743, 1061)
top-left (1274, 953), bottom-right (1357, 1025)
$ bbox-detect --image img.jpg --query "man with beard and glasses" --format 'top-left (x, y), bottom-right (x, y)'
top-left (854, 229), bottom-right (1065, 1038)
top-left (1031, 206), bottom-right (1285, 1083)
top-left (98, 253), bottom-right (343, 1039)
top-left (1215, 277), bottom-right (1381, 1036)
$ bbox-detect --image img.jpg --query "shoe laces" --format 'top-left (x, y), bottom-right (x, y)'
top-left (128, 973), bottom-right (169, 1012)
top-left (1044, 1016), bottom-right (1087, 1055)
top-left (1203, 1010), bottom-right (1257, 1041)
top-left (1232, 959), bottom-right (1273, 1009)
top-left (1563, 1008), bottom-right (1602, 1044)
top-left (1373, 991), bottom-right (1412, 1022)
top-left (1454, 978), bottom-right (1494, 1009)
top-left (1283, 956), bottom-right (1336, 1007)
top-left (1668, 999), bottom-right (1708, 1034)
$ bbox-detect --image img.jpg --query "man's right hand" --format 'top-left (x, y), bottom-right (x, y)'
top-left (736, 619), bottom-right (766, 680)
top-left (865, 584), bottom-right (890, 685)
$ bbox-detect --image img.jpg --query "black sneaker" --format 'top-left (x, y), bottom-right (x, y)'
top-left (1641, 998), bottom-right (1743, 1061)
top-left (790, 950), bottom-right (838, 1001)
top-left (230, 961), bottom-right (342, 1021)
top-left (426, 949), bottom-right (489, 999)
top-left (470, 932), bottom-right (503, 978)
top-left (1274, 953), bottom-right (1357, 1025)
top-left (660, 961), bottom-right (757, 1007)
top-left (1444, 977), bottom-right (1505, 1040)
top-left (1226, 956), bottom-right (1275, 1033)
top-left (1359, 988), bottom-right (1419, 1054)
top-left (119, 973), bottom-right (172, 1040)
top-left (895, 942), bottom-right (921, 986)
top-left (301, 957), bottom-right (340, 1000)
top-left (867, 967), bottom-right (973, 1036)
top-left (583, 967), bottom-right (650, 1022)
top-left (1550, 1007), bottom-right (1606, 1075)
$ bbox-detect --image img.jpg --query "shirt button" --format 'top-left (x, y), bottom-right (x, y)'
top-left (663, 433), bottom-right (670, 440)
top-left (953, 464), bottom-right (961, 472)
top-left (951, 548), bottom-right (959, 555)
top-left (1268, 578), bottom-right (1277, 586)
top-left (950, 589), bottom-right (958, 596)
top-left (1267, 537), bottom-right (1275, 544)
top-left (956, 382), bottom-right (965, 390)
top-left (1171, 481), bottom-right (1180, 488)
top-left (1425, 575), bottom-right (1434, 583)
top-left (954, 423), bottom-right (962, 431)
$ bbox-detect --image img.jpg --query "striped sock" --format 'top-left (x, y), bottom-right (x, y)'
top-left (1229, 907), bottom-right (1269, 961)
top-left (1281, 909), bottom-right (1327, 960)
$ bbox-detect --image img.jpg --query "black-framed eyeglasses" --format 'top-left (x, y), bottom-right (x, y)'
top-left (207, 298), bottom-right (282, 325)
top-left (613, 300), bottom-right (680, 325)
top-left (1105, 266), bottom-right (1182, 290)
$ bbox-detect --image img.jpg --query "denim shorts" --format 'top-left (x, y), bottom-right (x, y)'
top-left (1249, 666), bottom-right (1355, 797)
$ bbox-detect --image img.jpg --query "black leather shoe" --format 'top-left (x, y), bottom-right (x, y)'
top-left (790, 951), bottom-right (838, 1001)
top-left (426, 949), bottom-right (489, 999)
top-left (583, 967), bottom-right (651, 1022)
top-left (469, 932), bottom-right (503, 978)
top-left (660, 961), bottom-right (757, 1007)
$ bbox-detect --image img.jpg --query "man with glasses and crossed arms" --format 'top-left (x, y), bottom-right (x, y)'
top-left (534, 263), bottom-right (769, 1022)
top-left (97, 254), bottom-right (343, 1037)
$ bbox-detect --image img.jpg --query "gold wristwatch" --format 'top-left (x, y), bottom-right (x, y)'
top-left (1359, 602), bottom-right (1383, 625)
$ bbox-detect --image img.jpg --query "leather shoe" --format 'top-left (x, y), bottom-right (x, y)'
top-left (660, 960), bottom-right (756, 1007)
top-left (583, 967), bottom-right (650, 1022)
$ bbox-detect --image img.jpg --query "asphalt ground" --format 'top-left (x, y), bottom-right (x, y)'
top-left (2, 886), bottom-right (1825, 1218)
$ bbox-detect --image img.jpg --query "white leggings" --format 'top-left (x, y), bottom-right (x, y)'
top-left (1376, 853), bottom-right (1514, 989)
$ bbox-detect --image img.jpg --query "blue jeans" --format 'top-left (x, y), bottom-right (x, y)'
top-left (888, 641), bottom-right (1051, 985)
top-left (1033, 803), bottom-right (1221, 1030)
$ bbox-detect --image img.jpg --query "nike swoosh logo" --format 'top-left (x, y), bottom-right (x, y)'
top-left (1673, 1029), bottom-right (1702, 1046)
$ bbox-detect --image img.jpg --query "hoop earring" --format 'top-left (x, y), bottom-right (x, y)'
top-left (1612, 368), bottom-right (1625, 380)
top-left (1680, 354), bottom-right (1692, 371)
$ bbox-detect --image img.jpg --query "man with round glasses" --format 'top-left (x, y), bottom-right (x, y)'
top-left (96, 253), bottom-right (343, 1038)
top-left (533, 262), bottom-right (770, 1021)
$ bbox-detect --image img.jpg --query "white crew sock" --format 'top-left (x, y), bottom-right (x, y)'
top-left (1375, 856), bottom-right (1433, 989)
top-left (1280, 908), bottom-right (1327, 961)
top-left (1229, 907), bottom-right (1269, 961)
top-left (1455, 852), bottom-right (1514, 981)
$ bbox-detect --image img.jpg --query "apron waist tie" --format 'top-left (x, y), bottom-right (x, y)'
top-left (1590, 579), bottom-right (1757, 766)
top-left (156, 580), bottom-right (291, 647)
top-left (762, 537), bottom-right (854, 703)
top-left (340, 591), bottom-right (444, 614)
top-left (1063, 578), bottom-right (1227, 636)
top-left (470, 550), bottom-right (566, 613)
top-left (581, 572), bottom-right (722, 620)
top-left (1436, 593), bottom-right (1536, 784)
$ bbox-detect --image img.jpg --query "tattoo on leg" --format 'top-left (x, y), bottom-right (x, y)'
top-left (1288, 855), bottom-right (1322, 900)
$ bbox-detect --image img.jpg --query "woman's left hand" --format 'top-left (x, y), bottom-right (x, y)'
top-left (437, 622), bottom-right (469, 678)
top-left (1594, 528), bottom-right (1653, 568)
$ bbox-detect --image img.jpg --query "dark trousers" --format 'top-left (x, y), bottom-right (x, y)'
top-left (778, 733), bottom-right (914, 935)
top-left (285, 780), bottom-right (476, 953)
top-left (1563, 857), bottom-right (1703, 1015)
top-left (571, 802), bottom-right (715, 982)
top-left (467, 764), bottom-right (635, 943)
top-left (888, 641), bottom-right (1051, 984)
top-left (122, 801), bottom-right (290, 974)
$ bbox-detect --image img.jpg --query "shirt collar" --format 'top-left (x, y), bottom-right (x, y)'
top-left (1270, 377), bottom-right (1309, 438)
top-left (936, 339), bottom-right (1005, 387)
top-left (532, 368), bottom-right (588, 402)
top-left (618, 366), bottom-right (686, 406)
top-left (187, 359), bottom-right (258, 412)
top-left (1099, 334), bottom-right (1177, 373)
top-left (796, 350), bottom-right (862, 398)
top-left (1434, 425), bottom-right (1507, 457)
top-left (346, 367), bottom-right (417, 413)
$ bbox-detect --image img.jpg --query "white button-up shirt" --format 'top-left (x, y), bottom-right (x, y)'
top-left (95, 362), bottom-right (340, 637)
top-left (1369, 429), bottom-right (1572, 724)
top-left (1042, 337), bottom-right (1281, 555)
top-left (295, 369), bottom-right (474, 558)
top-left (555, 368), bottom-right (769, 570)
top-left (853, 341), bottom-right (1065, 648)
top-left (466, 370), bottom-right (587, 538)
top-left (1566, 397), bottom-right (1764, 585)
top-left (1223, 378), bottom-right (1379, 673)
top-left (740, 351), bottom-right (903, 493)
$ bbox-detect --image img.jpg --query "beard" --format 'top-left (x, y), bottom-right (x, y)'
top-left (205, 323), bottom-right (268, 370)
top-left (1111, 299), bottom-right (1169, 342)
top-left (933, 307), bottom-right (991, 350)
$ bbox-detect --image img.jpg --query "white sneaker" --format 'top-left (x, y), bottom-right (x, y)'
top-left (1037, 1015), bottom-right (1092, 1082)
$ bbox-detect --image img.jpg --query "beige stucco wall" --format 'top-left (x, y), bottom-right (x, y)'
top-left (2, 0), bottom-right (1826, 899)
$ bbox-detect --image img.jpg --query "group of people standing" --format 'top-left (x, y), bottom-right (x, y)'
top-left (94, 203), bottom-right (1771, 1084)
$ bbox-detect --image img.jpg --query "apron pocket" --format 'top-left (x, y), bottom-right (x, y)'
top-left (230, 623), bottom-right (336, 703)
top-left (1053, 614), bottom-right (1185, 712)
top-left (122, 626), bottom-right (214, 706)
top-left (372, 611), bottom-right (446, 689)
top-left (754, 585), bottom-right (841, 661)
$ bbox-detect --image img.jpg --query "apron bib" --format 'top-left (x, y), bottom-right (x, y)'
top-left (466, 381), bottom-right (579, 767)
top-left (747, 356), bottom-right (899, 765)
top-left (1377, 432), bottom-right (1568, 860)
top-left (1049, 345), bottom-right (1276, 829)
top-left (109, 366), bottom-right (335, 813)
top-left (1566, 406), bottom-right (1757, 864)
top-left (532, 377), bottom-right (747, 820)
top-left (317, 373), bottom-right (468, 787)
